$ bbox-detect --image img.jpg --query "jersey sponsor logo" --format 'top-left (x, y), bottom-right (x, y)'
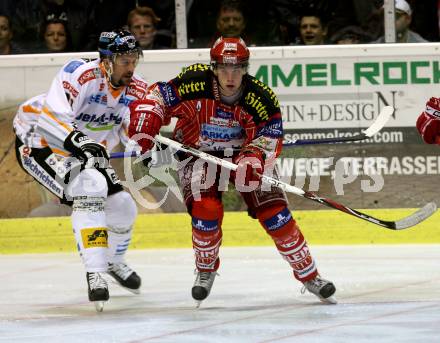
top-left (201, 123), bottom-right (243, 141)
top-left (258, 118), bottom-right (283, 138)
top-left (62, 81), bottom-right (79, 97)
top-left (63, 60), bottom-right (84, 73)
top-left (252, 136), bottom-right (278, 151)
top-left (264, 208), bottom-right (292, 231)
top-left (157, 82), bottom-right (179, 107)
top-left (244, 91), bottom-right (269, 120)
top-left (127, 85), bottom-right (145, 99)
top-left (209, 116), bottom-right (240, 127)
top-left (191, 217), bottom-right (218, 231)
top-left (118, 95), bottom-right (132, 106)
top-left (88, 93), bottom-right (107, 105)
top-left (22, 156), bottom-right (64, 197)
top-left (178, 81), bottom-right (206, 97)
top-left (131, 77), bottom-right (147, 89)
top-left (76, 112), bottom-right (122, 131)
top-left (216, 108), bottom-right (233, 119)
top-left (250, 78), bottom-right (280, 108)
top-left (78, 68), bottom-right (101, 85)
top-left (177, 63), bottom-right (209, 79)
top-left (81, 228), bottom-right (108, 248)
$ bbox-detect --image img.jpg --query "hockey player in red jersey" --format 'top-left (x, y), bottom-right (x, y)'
top-left (13, 30), bottom-right (147, 311)
top-left (416, 97), bottom-right (440, 144)
top-left (128, 37), bottom-right (336, 305)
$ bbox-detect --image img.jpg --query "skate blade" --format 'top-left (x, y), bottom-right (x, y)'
top-left (107, 276), bottom-right (141, 295)
top-left (320, 295), bottom-right (337, 305)
top-left (94, 301), bottom-right (105, 312)
top-left (119, 285), bottom-right (141, 295)
top-left (195, 300), bottom-right (202, 308)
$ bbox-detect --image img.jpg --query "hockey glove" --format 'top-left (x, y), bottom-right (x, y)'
top-left (64, 130), bottom-right (109, 167)
top-left (234, 146), bottom-right (264, 188)
top-left (129, 99), bottom-right (163, 153)
top-left (416, 97), bottom-right (440, 144)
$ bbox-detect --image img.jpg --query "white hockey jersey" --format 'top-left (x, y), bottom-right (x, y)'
top-left (13, 58), bottom-right (149, 155)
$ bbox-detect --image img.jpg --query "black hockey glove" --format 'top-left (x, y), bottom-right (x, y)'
top-left (64, 130), bottom-right (109, 168)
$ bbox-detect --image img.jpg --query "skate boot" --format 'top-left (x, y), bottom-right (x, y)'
top-left (301, 275), bottom-right (337, 304)
top-left (87, 272), bottom-right (109, 312)
top-left (192, 271), bottom-right (217, 307)
top-left (107, 262), bottom-right (141, 294)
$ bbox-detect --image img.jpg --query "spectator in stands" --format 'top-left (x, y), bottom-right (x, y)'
top-left (8, 0), bottom-right (41, 50)
top-left (127, 6), bottom-right (171, 49)
top-left (330, 25), bottom-right (373, 44)
top-left (0, 14), bottom-right (24, 54)
top-left (298, 13), bottom-right (328, 45)
top-left (39, 12), bottom-right (71, 53)
top-left (216, 0), bottom-right (246, 39)
top-left (41, 0), bottom-right (97, 52)
top-left (409, 0), bottom-right (439, 42)
top-left (187, 0), bottom-right (252, 48)
top-left (375, 0), bottom-right (428, 43)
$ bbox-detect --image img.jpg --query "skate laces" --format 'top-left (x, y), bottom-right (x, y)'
top-left (109, 262), bottom-right (133, 280)
top-left (88, 272), bottom-right (108, 290)
top-left (301, 276), bottom-right (327, 295)
top-left (194, 270), bottom-right (218, 287)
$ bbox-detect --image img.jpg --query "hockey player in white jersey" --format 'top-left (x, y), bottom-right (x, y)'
top-left (13, 29), bottom-right (148, 311)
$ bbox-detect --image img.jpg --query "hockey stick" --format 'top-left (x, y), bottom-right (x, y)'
top-left (283, 106), bottom-right (394, 146)
top-left (110, 105), bottom-right (395, 159)
top-left (150, 135), bottom-right (436, 230)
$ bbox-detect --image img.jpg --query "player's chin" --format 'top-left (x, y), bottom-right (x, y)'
top-left (121, 75), bottom-right (133, 86)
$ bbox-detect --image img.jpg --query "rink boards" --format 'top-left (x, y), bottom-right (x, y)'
top-left (0, 209), bottom-right (439, 254)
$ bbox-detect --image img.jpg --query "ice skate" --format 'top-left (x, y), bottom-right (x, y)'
top-left (301, 275), bottom-right (337, 304)
top-left (87, 272), bottom-right (109, 312)
top-left (107, 262), bottom-right (141, 294)
top-left (192, 271), bottom-right (217, 307)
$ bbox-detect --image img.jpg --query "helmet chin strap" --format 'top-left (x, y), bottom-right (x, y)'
top-left (103, 58), bottom-right (122, 89)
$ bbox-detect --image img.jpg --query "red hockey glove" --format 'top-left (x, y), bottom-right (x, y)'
top-left (128, 99), bottom-right (163, 153)
top-left (416, 97), bottom-right (440, 144)
top-left (234, 147), bottom-right (264, 188)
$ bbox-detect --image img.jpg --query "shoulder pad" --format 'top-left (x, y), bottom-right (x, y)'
top-left (172, 64), bottom-right (212, 100)
top-left (77, 67), bottom-right (102, 85)
top-left (241, 75), bottom-right (280, 122)
top-left (63, 60), bottom-right (85, 73)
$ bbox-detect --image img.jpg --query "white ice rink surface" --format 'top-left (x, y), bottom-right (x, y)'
top-left (1, 245), bottom-right (439, 343)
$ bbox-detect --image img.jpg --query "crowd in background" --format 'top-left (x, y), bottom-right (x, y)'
top-left (0, 0), bottom-right (438, 55)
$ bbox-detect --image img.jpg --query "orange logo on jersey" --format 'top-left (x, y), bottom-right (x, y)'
top-left (78, 68), bottom-right (99, 85)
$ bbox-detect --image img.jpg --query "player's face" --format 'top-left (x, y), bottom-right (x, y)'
top-left (110, 52), bottom-right (139, 86)
top-left (214, 64), bottom-right (246, 96)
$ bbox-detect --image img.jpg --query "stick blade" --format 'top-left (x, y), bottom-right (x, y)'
top-left (394, 202), bottom-right (437, 230)
top-left (363, 106), bottom-right (394, 137)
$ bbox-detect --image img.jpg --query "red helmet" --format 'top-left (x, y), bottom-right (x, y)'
top-left (210, 37), bottom-right (250, 66)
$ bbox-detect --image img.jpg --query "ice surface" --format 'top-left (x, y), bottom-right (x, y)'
top-left (0, 245), bottom-right (439, 342)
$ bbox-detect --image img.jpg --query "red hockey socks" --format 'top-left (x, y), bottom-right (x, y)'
top-left (191, 197), bottom-right (224, 272)
top-left (257, 205), bottom-right (318, 282)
